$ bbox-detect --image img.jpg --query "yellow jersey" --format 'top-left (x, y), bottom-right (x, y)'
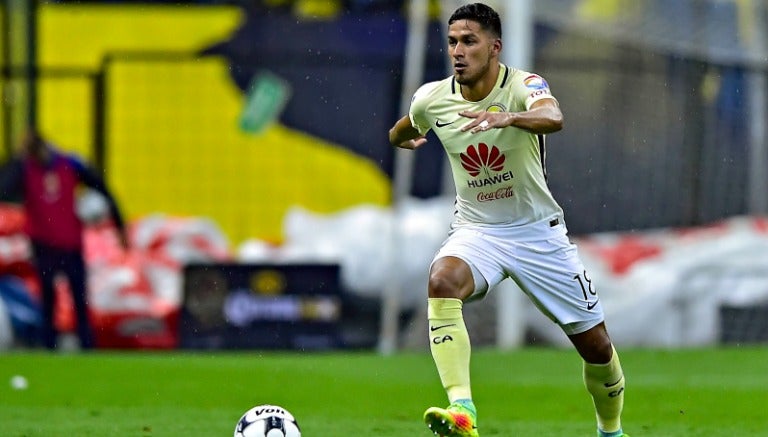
top-left (409, 64), bottom-right (564, 229)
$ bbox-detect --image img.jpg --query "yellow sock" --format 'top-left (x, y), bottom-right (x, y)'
top-left (583, 346), bottom-right (625, 433)
top-left (428, 298), bottom-right (472, 403)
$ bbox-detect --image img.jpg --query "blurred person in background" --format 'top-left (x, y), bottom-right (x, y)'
top-left (0, 129), bottom-right (128, 350)
top-left (389, 3), bottom-right (628, 437)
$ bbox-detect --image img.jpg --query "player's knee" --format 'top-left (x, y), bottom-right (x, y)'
top-left (428, 273), bottom-right (462, 299)
top-left (583, 335), bottom-right (614, 364)
top-left (593, 339), bottom-right (614, 364)
top-left (572, 324), bottom-right (615, 364)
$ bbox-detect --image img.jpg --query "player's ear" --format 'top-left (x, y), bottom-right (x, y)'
top-left (491, 38), bottom-right (502, 57)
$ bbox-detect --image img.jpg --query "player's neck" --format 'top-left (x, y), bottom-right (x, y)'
top-left (460, 62), bottom-right (500, 102)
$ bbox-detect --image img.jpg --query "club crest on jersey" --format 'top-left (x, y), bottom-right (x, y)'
top-left (486, 103), bottom-right (506, 113)
top-left (524, 74), bottom-right (549, 90)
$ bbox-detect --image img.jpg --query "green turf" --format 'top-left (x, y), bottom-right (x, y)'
top-left (1, 347), bottom-right (767, 436)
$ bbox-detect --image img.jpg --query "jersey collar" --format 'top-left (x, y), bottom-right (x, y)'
top-left (451, 63), bottom-right (511, 95)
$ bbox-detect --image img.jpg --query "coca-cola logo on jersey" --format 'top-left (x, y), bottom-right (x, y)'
top-left (477, 186), bottom-right (514, 202)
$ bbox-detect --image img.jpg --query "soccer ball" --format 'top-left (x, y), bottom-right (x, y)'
top-left (233, 404), bottom-right (301, 437)
top-left (75, 188), bottom-right (110, 224)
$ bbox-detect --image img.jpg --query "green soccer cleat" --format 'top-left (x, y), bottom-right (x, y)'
top-left (423, 402), bottom-right (479, 436)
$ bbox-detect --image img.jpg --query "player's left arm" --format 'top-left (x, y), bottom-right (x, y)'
top-left (459, 98), bottom-right (563, 134)
top-left (71, 157), bottom-right (129, 246)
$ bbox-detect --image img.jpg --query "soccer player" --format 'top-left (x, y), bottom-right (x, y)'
top-left (0, 129), bottom-right (128, 350)
top-left (388, 3), bottom-right (628, 437)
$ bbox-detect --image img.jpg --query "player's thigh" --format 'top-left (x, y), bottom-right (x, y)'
top-left (512, 235), bottom-right (604, 334)
top-left (431, 228), bottom-right (504, 299)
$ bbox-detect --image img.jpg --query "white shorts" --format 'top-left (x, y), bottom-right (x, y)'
top-left (431, 218), bottom-right (604, 335)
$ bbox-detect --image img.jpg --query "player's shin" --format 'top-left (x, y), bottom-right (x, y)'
top-left (428, 297), bottom-right (472, 402)
top-left (583, 345), bottom-right (625, 434)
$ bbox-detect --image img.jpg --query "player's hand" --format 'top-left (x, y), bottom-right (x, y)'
top-left (459, 111), bottom-right (512, 133)
top-left (395, 136), bottom-right (428, 150)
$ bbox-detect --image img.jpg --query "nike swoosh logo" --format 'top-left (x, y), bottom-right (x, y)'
top-left (587, 299), bottom-right (600, 310)
top-left (604, 375), bottom-right (624, 388)
top-left (435, 119), bottom-right (455, 128)
top-left (430, 323), bottom-right (456, 332)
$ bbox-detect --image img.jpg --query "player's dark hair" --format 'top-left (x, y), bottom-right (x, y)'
top-left (23, 128), bottom-right (47, 154)
top-left (448, 3), bottom-right (502, 39)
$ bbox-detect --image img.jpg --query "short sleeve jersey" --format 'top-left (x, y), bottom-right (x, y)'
top-left (409, 65), bottom-right (564, 228)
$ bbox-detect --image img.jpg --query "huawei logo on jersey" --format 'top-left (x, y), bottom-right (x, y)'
top-left (460, 143), bottom-right (505, 177)
top-left (462, 143), bottom-right (514, 190)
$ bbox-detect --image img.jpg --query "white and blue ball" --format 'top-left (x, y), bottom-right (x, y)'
top-left (234, 404), bottom-right (301, 437)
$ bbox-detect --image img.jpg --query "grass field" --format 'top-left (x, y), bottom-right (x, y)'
top-left (1, 347), bottom-right (767, 436)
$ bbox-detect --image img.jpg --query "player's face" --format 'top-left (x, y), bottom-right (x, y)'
top-left (447, 19), bottom-right (499, 86)
top-left (21, 131), bottom-right (49, 162)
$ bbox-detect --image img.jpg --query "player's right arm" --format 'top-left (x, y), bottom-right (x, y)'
top-left (0, 158), bottom-right (24, 202)
top-left (389, 81), bottom-right (441, 150)
top-left (389, 115), bottom-right (427, 150)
